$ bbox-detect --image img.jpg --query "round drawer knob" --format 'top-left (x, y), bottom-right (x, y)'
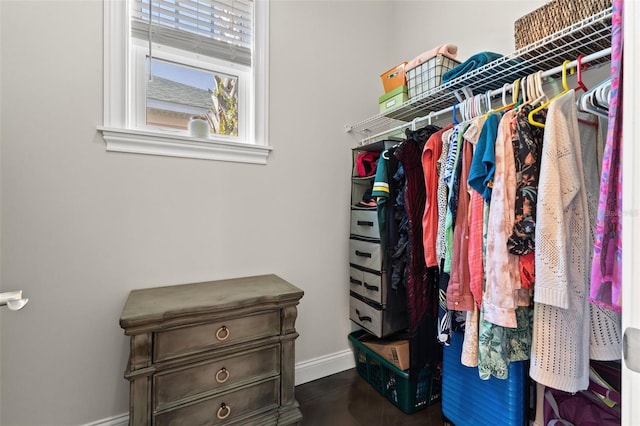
top-left (217, 403), bottom-right (231, 420)
top-left (215, 367), bottom-right (230, 384)
top-left (215, 325), bottom-right (230, 341)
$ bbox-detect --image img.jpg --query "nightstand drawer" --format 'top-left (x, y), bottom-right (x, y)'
top-left (154, 345), bottom-right (280, 410)
top-left (349, 238), bottom-right (382, 272)
top-left (350, 209), bottom-right (380, 239)
top-left (349, 266), bottom-right (384, 305)
top-left (154, 377), bottom-right (280, 426)
top-left (154, 311), bottom-right (280, 362)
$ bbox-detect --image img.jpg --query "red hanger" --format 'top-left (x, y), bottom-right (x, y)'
top-left (576, 54), bottom-right (588, 92)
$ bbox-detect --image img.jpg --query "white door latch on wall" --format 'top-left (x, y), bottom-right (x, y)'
top-left (624, 327), bottom-right (640, 374)
top-left (0, 290), bottom-right (29, 311)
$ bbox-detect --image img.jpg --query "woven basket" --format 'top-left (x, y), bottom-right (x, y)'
top-left (514, 0), bottom-right (611, 50)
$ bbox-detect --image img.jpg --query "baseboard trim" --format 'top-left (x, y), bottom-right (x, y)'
top-left (84, 349), bottom-right (355, 425)
top-left (294, 348), bottom-right (356, 386)
top-left (82, 412), bottom-right (128, 426)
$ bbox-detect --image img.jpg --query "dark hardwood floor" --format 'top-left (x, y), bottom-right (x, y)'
top-left (295, 368), bottom-right (445, 426)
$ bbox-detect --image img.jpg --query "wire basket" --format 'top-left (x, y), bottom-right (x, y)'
top-left (348, 330), bottom-right (442, 414)
top-left (514, 0), bottom-right (612, 50)
top-left (406, 54), bottom-right (460, 100)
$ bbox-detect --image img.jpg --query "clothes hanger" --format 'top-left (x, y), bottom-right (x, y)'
top-left (595, 81), bottom-right (610, 108)
top-left (579, 77), bottom-right (610, 118)
top-left (528, 59), bottom-right (571, 128)
top-left (573, 57), bottom-right (605, 126)
top-left (516, 75), bottom-right (531, 111)
top-left (580, 91), bottom-right (608, 118)
top-left (489, 78), bottom-right (520, 116)
top-left (459, 100), bottom-right (467, 122)
top-left (469, 95), bottom-right (475, 119)
top-left (526, 75), bottom-right (535, 104)
top-left (463, 95), bottom-right (475, 122)
top-left (529, 71), bottom-right (548, 108)
top-left (485, 89), bottom-right (494, 115)
top-left (575, 55), bottom-right (588, 92)
top-left (468, 95), bottom-right (476, 119)
top-left (471, 95), bottom-right (478, 119)
top-left (477, 93), bottom-right (488, 117)
top-left (464, 96), bottom-right (471, 121)
top-left (470, 94), bottom-right (489, 127)
top-left (481, 92), bottom-right (490, 116)
top-left (460, 98), bottom-right (469, 123)
top-left (484, 92), bottom-right (491, 115)
top-left (518, 73), bottom-right (540, 111)
top-left (517, 76), bottom-right (526, 108)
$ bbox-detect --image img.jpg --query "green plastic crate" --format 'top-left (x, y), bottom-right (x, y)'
top-left (348, 330), bottom-right (442, 414)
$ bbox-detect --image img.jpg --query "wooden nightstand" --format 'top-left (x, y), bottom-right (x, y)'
top-left (120, 274), bottom-right (304, 425)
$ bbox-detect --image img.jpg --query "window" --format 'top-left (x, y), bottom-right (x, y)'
top-left (100, 0), bottom-right (270, 164)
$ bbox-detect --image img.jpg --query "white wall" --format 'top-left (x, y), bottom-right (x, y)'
top-left (391, 0), bottom-right (547, 65)
top-left (0, 1), bottom-right (392, 424)
top-left (0, 1), bottom-right (546, 425)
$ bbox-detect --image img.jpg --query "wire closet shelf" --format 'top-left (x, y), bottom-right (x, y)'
top-left (346, 8), bottom-right (613, 143)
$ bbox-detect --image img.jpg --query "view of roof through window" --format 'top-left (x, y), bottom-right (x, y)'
top-left (146, 59), bottom-right (239, 136)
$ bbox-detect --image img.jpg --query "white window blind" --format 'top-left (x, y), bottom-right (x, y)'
top-left (131, 0), bottom-right (253, 66)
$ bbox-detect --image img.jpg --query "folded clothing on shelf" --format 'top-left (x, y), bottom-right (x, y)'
top-left (353, 187), bottom-right (377, 209)
top-left (406, 44), bottom-right (459, 71)
top-left (441, 51), bottom-right (504, 83)
top-left (356, 151), bottom-right (380, 177)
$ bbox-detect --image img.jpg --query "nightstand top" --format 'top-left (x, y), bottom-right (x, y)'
top-left (120, 274), bottom-right (303, 330)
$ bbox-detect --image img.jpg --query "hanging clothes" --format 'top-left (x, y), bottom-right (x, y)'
top-left (461, 304), bottom-right (480, 367)
top-left (373, 147), bottom-right (404, 291)
top-left (471, 114), bottom-right (500, 329)
top-left (443, 124), bottom-right (470, 336)
top-left (447, 135), bottom-right (475, 312)
top-left (436, 128), bottom-right (454, 345)
top-left (477, 110), bottom-right (533, 380)
top-left (395, 125), bottom-right (442, 377)
top-left (390, 162), bottom-right (408, 291)
top-left (577, 112), bottom-right (623, 362)
top-left (483, 110), bottom-right (526, 329)
top-left (422, 124), bottom-right (454, 268)
top-left (372, 150), bottom-right (391, 253)
top-left (436, 127), bottom-right (454, 264)
top-left (508, 104), bottom-right (546, 256)
top-left (468, 113), bottom-right (500, 202)
top-left (478, 307), bottom-right (533, 380)
top-left (531, 89), bottom-right (592, 393)
top-left (443, 123), bottom-right (469, 277)
top-left (590, 0), bottom-right (623, 313)
top-left (464, 116), bottom-right (488, 309)
top-left (509, 105), bottom-right (547, 291)
top-left (459, 116), bottom-right (486, 367)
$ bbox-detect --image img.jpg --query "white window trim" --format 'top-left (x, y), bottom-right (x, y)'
top-left (99, 0), bottom-right (271, 164)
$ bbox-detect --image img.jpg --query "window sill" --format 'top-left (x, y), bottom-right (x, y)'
top-left (98, 127), bottom-right (272, 164)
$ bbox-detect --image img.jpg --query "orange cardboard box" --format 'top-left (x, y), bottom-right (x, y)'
top-left (380, 62), bottom-right (407, 93)
top-left (360, 335), bottom-right (410, 371)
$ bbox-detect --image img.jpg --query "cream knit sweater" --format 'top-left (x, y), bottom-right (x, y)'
top-left (531, 90), bottom-right (591, 392)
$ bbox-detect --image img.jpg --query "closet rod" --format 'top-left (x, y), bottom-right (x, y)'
top-left (360, 46), bottom-right (612, 145)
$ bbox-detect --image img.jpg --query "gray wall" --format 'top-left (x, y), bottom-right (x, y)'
top-left (0, 1), bottom-right (544, 424)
